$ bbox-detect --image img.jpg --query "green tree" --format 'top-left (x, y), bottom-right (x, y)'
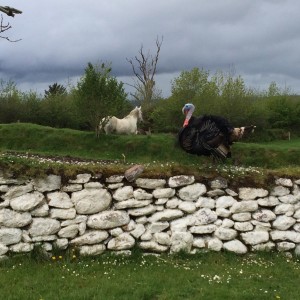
top-left (75, 62), bottom-right (129, 133)
top-left (44, 83), bottom-right (67, 98)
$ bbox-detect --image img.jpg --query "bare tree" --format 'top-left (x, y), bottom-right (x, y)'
top-left (127, 36), bottom-right (163, 104)
top-left (0, 6), bottom-right (22, 42)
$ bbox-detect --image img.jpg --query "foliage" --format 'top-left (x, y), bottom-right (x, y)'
top-left (74, 62), bottom-right (129, 131)
top-left (44, 83), bottom-right (67, 98)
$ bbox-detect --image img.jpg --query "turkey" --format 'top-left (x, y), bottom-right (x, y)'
top-left (178, 103), bottom-right (255, 161)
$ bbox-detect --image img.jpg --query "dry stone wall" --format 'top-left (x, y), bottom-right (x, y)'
top-left (1, 172), bottom-right (300, 258)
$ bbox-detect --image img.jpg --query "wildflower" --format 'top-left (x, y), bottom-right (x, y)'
top-left (52, 256), bottom-right (56, 260)
top-left (59, 256), bottom-right (63, 259)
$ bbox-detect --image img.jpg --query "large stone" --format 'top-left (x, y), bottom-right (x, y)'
top-left (135, 178), bottom-right (166, 189)
top-left (170, 232), bottom-right (193, 253)
top-left (124, 165), bottom-right (144, 182)
top-left (168, 175), bottom-right (195, 188)
top-left (107, 233), bottom-right (135, 250)
top-left (230, 201), bottom-right (258, 213)
top-left (148, 209), bottom-right (184, 222)
top-left (50, 208), bottom-right (76, 220)
top-left (69, 173), bottom-right (91, 184)
top-left (223, 240), bottom-right (248, 254)
top-left (47, 192), bottom-right (73, 208)
top-left (3, 183), bottom-right (33, 201)
top-left (272, 215), bottom-right (296, 230)
top-left (153, 188), bottom-right (175, 199)
top-left (0, 208), bottom-right (32, 228)
top-left (252, 209), bottom-right (276, 222)
top-left (0, 228), bottom-right (22, 245)
top-left (178, 183), bottom-right (207, 201)
top-left (238, 188), bottom-right (268, 200)
top-left (87, 211), bottom-right (130, 229)
top-left (71, 188), bottom-right (111, 214)
top-left (58, 225), bottom-right (79, 238)
top-left (240, 231), bottom-right (269, 245)
top-left (10, 191), bottom-right (45, 212)
top-left (70, 230), bottom-right (108, 245)
top-left (113, 186), bottom-right (134, 201)
top-left (28, 218), bottom-right (61, 237)
top-left (215, 196), bottom-right (236, 208)
top-left (33, 175), bottom-right (61, 192)
top-left (79, 244), bottom-right (105, 256)
top-left (214, 227), bottom-right (237, 240)
top-left (114, 199), bottom-right (152, 210)
top-left (128, 205), bottom-right (157, 217)
top-left (139, 241), bottom-right (168, 252)
top-left (133, 188), bottom-right (153, 200)
top-left (193, 208), bottom-right (217, 225)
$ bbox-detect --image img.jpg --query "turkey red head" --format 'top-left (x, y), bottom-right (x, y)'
top-left (182, 103), bottom-right (195, 127)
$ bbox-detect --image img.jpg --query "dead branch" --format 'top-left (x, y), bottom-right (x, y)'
top-left (0, 6), bottom-right (22, 17)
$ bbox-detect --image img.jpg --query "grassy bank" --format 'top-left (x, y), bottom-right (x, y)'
top-left (1, 251), bottom-right (299, 300)
top-left (0, 123), bottom-right (299, 182)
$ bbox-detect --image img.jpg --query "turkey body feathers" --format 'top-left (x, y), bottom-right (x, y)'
top-left (178, 115), bottom-right (234, 160)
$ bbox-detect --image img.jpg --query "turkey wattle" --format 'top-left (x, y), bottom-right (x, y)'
top-left (178, 103), bottom-right (255, 160)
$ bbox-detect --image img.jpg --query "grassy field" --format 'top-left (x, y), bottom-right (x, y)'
top-left (1, 251), bottom-right (299, 300)
top-left (0, 123), bottom-right (300, 180)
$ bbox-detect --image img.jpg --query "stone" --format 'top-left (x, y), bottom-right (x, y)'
top-left (240, 231), bottom-right (269, 245)
top-left (28, 218), bottom-right (61, 237)
top-left (271, 186), bottom-right (290, 197)
top-left (48, 192), bottom-right (74, 209)
top-left (223, 240), bottom-right (247, 254)
top-left (133, 188), bottom-right (153, 200)
top-left (128, 205), bottom-right (156, 217)
top-left (33, 175), bottom-right (61, 192)
top-left (170, 232), bottom-right (193, 253)
top-left (190, 224), bottom-right (216, 234)
top-left (238, 188), bottom-right (268, 200)
top-left (0, 208), bottom-right (32, 228)
top-left (148, 209), bottom-right (184, 222)
top-left (71, 188), bottom-right (111, 214)
top-left (135, 178), bottom-right (166, 189)
top-left (168, 175), bottom-right (195, 188)
top-left (114, 199), bottom-right (152, 210)
top-left (214, 227), bottom-right (237, 240)
top-left (69, 173), bottom-right (91, 184)
top-left (0, 228), bottom-right (22, 245)
top-left (9, 243), bottom-right (33, 253)
top-left (139, 241), bottom-right (168, 252)
top-left (210, 177), bottom-right (228, 189)
top-left (230, 201), bottom-right (258, 213)
top-left (178, 183), bottom-right (207, 201)
top-left (193, 208), bottom-right (218, 225)
top-left (215, 196), bottom-right (236, 208)
top-left (178, 201), bottom-right (196, 213)
top-left (79, 244), bottom-right (106, 256)
top-left (272, 215), bottom-right (296, 230)
top-left (113, 186), bottom-right (134, 201)
top-left (107, 233), bottom-right (135, 250)
top-left (58, 224), bottom-right (79, 238)
top-left (10, 191), bottom-right (44, 212)
top-left (87, 211), bottom-right (130, 229)
top-left (234, 222), bottom-right (253, 232)
top-left (154, 232), bottom-right (171, 246)
top-left (257, 196), bottom-right (279, 207)
top-left (252, 209), bottom-right (276, 222)
top-left (70, 230), bottom-right (109, 245)
top-left (275, 178), bottom-right (293, 187)
top-left (153, 188), bottom-right (175, 199)
top-left (50, 208), bottom-right (76, 220)
top-left (3, 183), bottom-right (33, 201)
top-left (124, 164), bottom-right (144, 182)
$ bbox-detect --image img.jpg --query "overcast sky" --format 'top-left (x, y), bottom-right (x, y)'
top-left (1, 0), bottom-right (300, 97)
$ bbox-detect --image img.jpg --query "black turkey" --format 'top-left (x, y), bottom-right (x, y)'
top-left (178, 103), bottom-right (255, 161)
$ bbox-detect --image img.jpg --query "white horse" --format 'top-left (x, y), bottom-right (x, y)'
top-left (99, 106), bottom-right (143, 135)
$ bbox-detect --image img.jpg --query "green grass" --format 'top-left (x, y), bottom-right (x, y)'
top-left (1, 251), bottom-right (299, 300)
top-left (0, 122), bottom-right (300, 183)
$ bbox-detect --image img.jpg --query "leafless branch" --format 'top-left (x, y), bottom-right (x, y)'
top-left (0, 6), bottom-right (22, 42)
top-left (0, 6), bottom-right (22, 17)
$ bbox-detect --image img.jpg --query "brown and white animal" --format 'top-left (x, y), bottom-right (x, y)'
top-left (178, 103), bottom-right (255, 161)
top-left (99, 106), bottom-right (143, 135)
